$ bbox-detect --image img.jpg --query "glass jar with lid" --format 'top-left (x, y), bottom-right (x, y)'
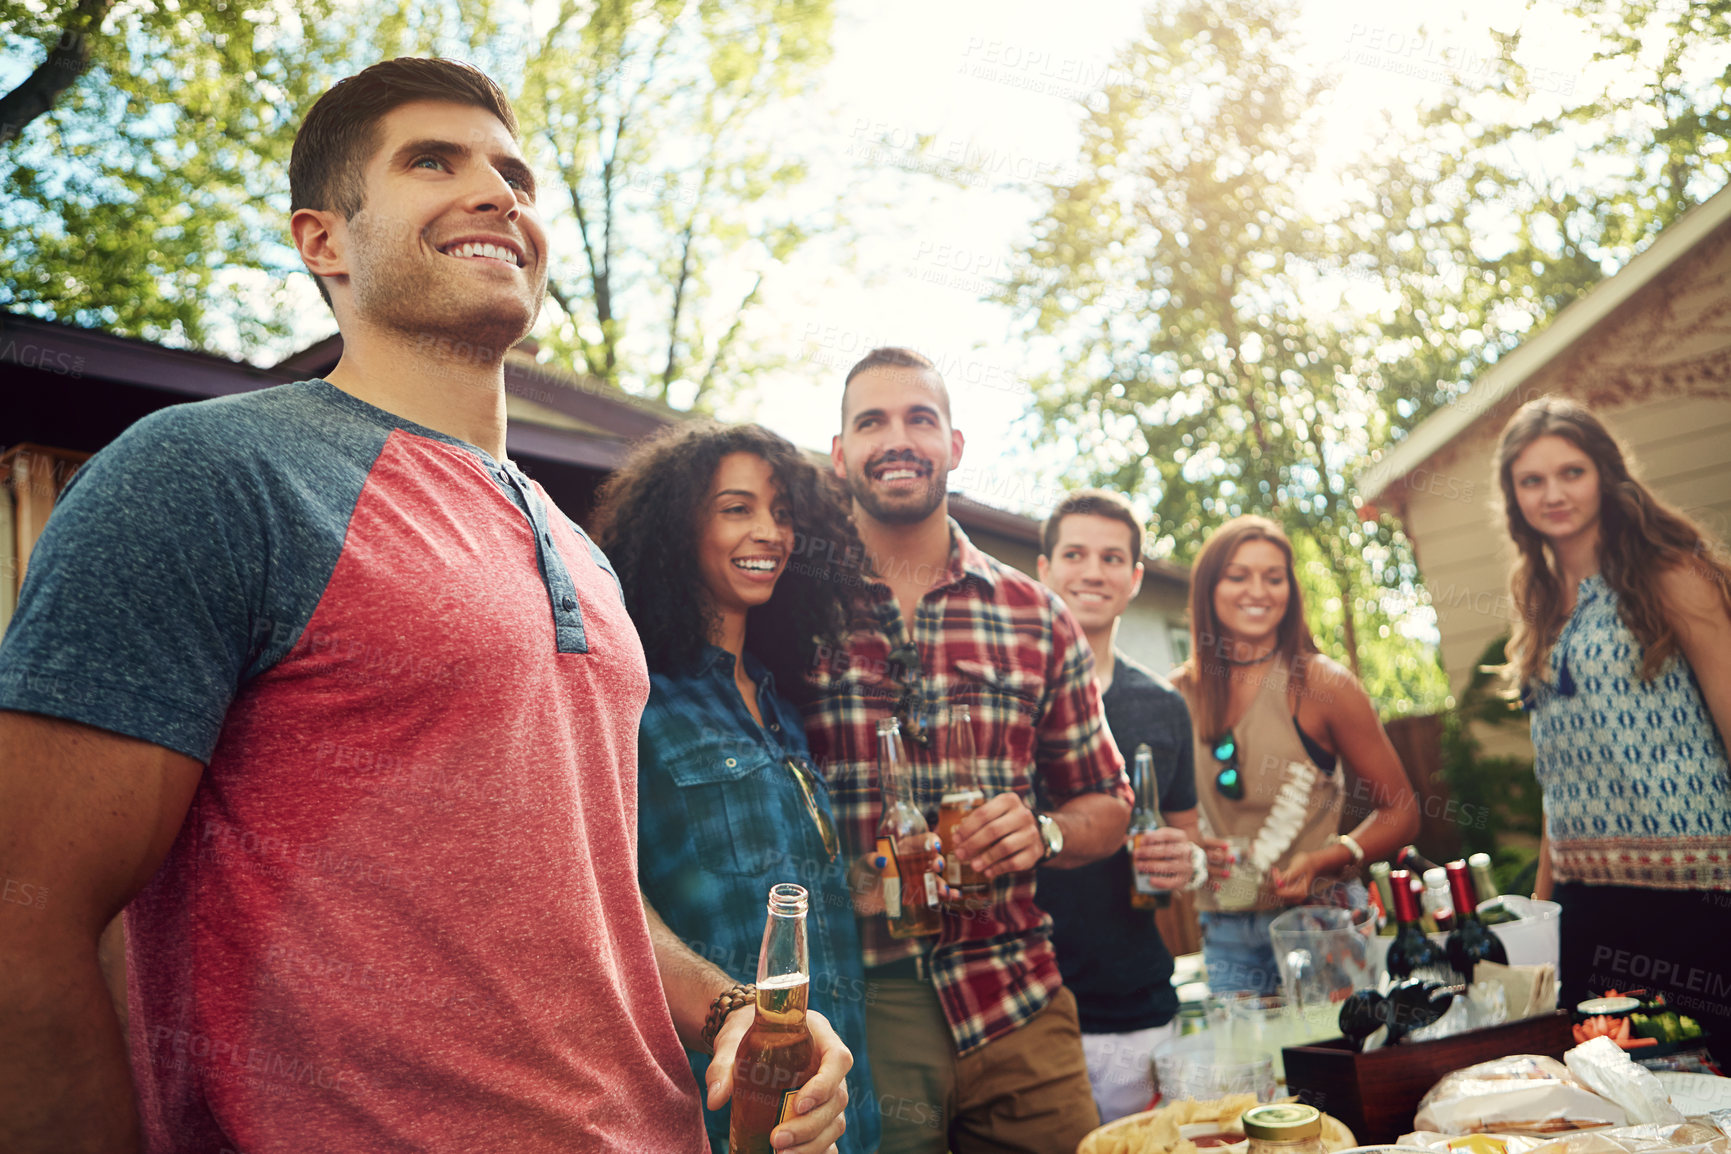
top-left (1243, 1103), bottom-right (1325, 1154)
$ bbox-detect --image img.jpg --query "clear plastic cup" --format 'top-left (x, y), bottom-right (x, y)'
top-left (1152, 1034), bottom-right (1278, 1104)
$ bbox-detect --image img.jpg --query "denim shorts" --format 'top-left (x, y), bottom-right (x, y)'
top-left (1198, 910), bottom-right (1285, 996)
top-left (1201, 881), bottom-right (1369, 997)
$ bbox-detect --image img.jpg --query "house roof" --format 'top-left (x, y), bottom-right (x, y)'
top-left (1357, 183), bottom-right (1731, 505)
top-left (4, 313), bottom-right (1188, 583)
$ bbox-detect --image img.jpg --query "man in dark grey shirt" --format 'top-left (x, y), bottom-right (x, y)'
top-left (1036, 490), bottom-right (1205, 1121)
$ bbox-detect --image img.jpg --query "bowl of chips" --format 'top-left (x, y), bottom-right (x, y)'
top-left (1080, 1095), bottom-right (1359, 1154)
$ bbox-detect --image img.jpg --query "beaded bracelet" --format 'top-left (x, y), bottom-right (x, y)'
top-left (701, 983), bottom-right (757, 1053)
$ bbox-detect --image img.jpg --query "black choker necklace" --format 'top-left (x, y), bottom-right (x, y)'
top-left (1227, 648), bottom-right (1278, 667)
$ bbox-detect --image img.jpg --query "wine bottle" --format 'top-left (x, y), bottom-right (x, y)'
top-left (1394, 844), bottom-right (1440, 875)
top-left (1127, 744), bottom-right (1170, 910)
top-left (1468, 852), bottom-right (1499, 899)
top-left (1421, 867), bottom-right (1454, 934)
top-left (1467, 852), bottom-right (1519, 924)
top-left (1444, 859), bottom-right (1508, 982)
top-left (1338, 988), bottom-right (1390, 1050)
top-left (1368, 861), bottom-right (1397, 938)
top-left (1385, 869), bottom-right (1453, 984)
top-left (1384, 979), bottom-right (1457, 1041)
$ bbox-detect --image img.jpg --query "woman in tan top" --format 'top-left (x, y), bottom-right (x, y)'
top-left (1170, 516), bottom-right (1419, 995)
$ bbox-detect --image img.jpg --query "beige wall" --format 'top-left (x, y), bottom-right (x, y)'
top-left (1390, 216), bottom-right (1731, 758)
top-left (1405, 391), bottom-right (1731, 682)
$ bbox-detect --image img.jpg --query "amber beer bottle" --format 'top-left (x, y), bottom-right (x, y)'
top-left (937, 704), bottom-right (989, 896)
top-left (876, 717), bottom-right (940, 938)
top-left (730, 883), bottom-right (822, 1154)
top-left (1127, 743), bottom-right (1171, 910)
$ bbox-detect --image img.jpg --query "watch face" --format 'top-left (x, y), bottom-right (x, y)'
top-left (1039, 813), bottom-right (1063, 858)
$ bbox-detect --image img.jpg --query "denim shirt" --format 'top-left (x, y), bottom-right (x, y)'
top-left (637, 645), bottom-right (879, 1154)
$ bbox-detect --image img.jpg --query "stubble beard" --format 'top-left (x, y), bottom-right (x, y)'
top-left (846, 463), bottom-right (947, 527)
top-left (348, 212), bottom-right (545, 359)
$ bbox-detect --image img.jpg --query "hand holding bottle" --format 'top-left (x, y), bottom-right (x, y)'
top-left (708, 1004), bottom-right (853, 1154)
top-left (949, 792), bottom-right (1046, 878)
top-left (1130, 826), bottom-right (1194, 890)
top-left (846, 837), bottom-right (949, 917)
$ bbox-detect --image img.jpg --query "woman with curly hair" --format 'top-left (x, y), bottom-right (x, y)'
top-left (1171, 515), bottom-right (1418, 995)
top-left (1498, 398), bottom-right (1731, 1047)
top-left (591, 421), bottom-right (879, 1154)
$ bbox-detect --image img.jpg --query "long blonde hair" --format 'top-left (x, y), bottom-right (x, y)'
top-left (1497, 397), bottom-right (1731, 686)
top-left (1180, 515), bottom-right (1321, 740)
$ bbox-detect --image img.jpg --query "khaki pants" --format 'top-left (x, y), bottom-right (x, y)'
top-left (864, 979), bottom-right (1100, 1154)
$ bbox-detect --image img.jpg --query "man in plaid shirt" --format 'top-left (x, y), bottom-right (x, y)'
top-left (804, 347), bottom-right (1133, 1153)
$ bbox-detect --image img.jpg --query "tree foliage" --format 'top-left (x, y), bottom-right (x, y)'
top-left (1000, 0), bottom-right (1449, 715)
top-left (517, 0), bottom-right (836, 406)
top-left (1353, 0), bottom-right (1731, 425)
top-left (3, 0), bottom-right (838, 398)
top-left (1, 0), bottom-right (341, 346)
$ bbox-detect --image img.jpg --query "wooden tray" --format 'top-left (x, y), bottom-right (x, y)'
top-left (1281, 1011), bottom-right (1575, 1146)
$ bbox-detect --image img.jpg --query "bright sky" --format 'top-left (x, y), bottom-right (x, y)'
top-left (182, 0), bottom-right (1606, 519)
top-left (704, 0), bottom-right (1604, 515)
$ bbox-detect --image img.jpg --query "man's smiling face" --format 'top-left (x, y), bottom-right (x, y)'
top-left (1038, 513), bottom-right (1145, 634)
top-left (831, 365), bottom-right (963, 528)
top-left (336, 99), bottom-right (548, 351)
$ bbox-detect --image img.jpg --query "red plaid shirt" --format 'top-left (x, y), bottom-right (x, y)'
top-left (802, 521), bottom-right (1130, 1055)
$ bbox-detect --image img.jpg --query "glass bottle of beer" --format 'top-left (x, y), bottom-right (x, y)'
top-left (1128, 744), bottom-right (1171, 910)
top-left (938, 704), bottom-right (989, 897)
top-left (730, 883), bottom-right (822, 1154)
top-left (877, 717), bottom-right (940, 938)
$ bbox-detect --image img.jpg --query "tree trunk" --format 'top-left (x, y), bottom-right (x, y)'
top-left (0, 0), bottom-right (117, 146)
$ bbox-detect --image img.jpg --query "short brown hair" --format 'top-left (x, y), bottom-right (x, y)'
top-left (1041, 489), bottom-right (1145, 561)
top-left (289, 58), bottom-right (519, 304)
top-left (841, 346), bottom-right (949, 418)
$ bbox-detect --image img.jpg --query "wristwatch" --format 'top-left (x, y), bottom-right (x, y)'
top-left (1035, 812), bottom-right (1064, 862)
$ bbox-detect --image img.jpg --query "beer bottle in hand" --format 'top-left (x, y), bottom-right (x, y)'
top-left (1128, 744), bottom-right (1171, 910)
top-left (876, 717), bottom-right (940, 938)
top-left (730, 884), bottom-right (822, 1154)
top-left (938, 704), bottom-right (989, 897)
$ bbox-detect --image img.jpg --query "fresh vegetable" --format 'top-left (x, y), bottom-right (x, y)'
top-left (1573, 1015), bottom-right (1631, 1045)
top-left (1629, 1011), bottom-right (1704, 1043)
top-left (1573, 1014), bottom-right (1664, 1049)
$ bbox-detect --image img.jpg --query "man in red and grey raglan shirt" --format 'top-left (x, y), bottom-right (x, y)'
top-left (0, 59), bottom-right (850, 1154)
top-left (804, 346), bottom-right (1133, 1154)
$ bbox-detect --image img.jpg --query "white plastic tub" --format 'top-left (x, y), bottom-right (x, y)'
top-left (1485, 894), bottom-right (1562, 973)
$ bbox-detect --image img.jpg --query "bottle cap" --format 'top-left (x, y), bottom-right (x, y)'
top-left (1243, 1103), bottom-right (1321, 1140)
top-left (1467, 852), bottom-right (1491, 869)
top-left (1423, 867), bottom-right (1447, 887)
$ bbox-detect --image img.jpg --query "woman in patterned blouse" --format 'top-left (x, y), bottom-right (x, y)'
top-left (1499, 397), bottom-right (1731, 1055)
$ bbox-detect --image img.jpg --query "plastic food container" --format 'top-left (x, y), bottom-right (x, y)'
top-left (1484, 896), bottom-right (1562, 971)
